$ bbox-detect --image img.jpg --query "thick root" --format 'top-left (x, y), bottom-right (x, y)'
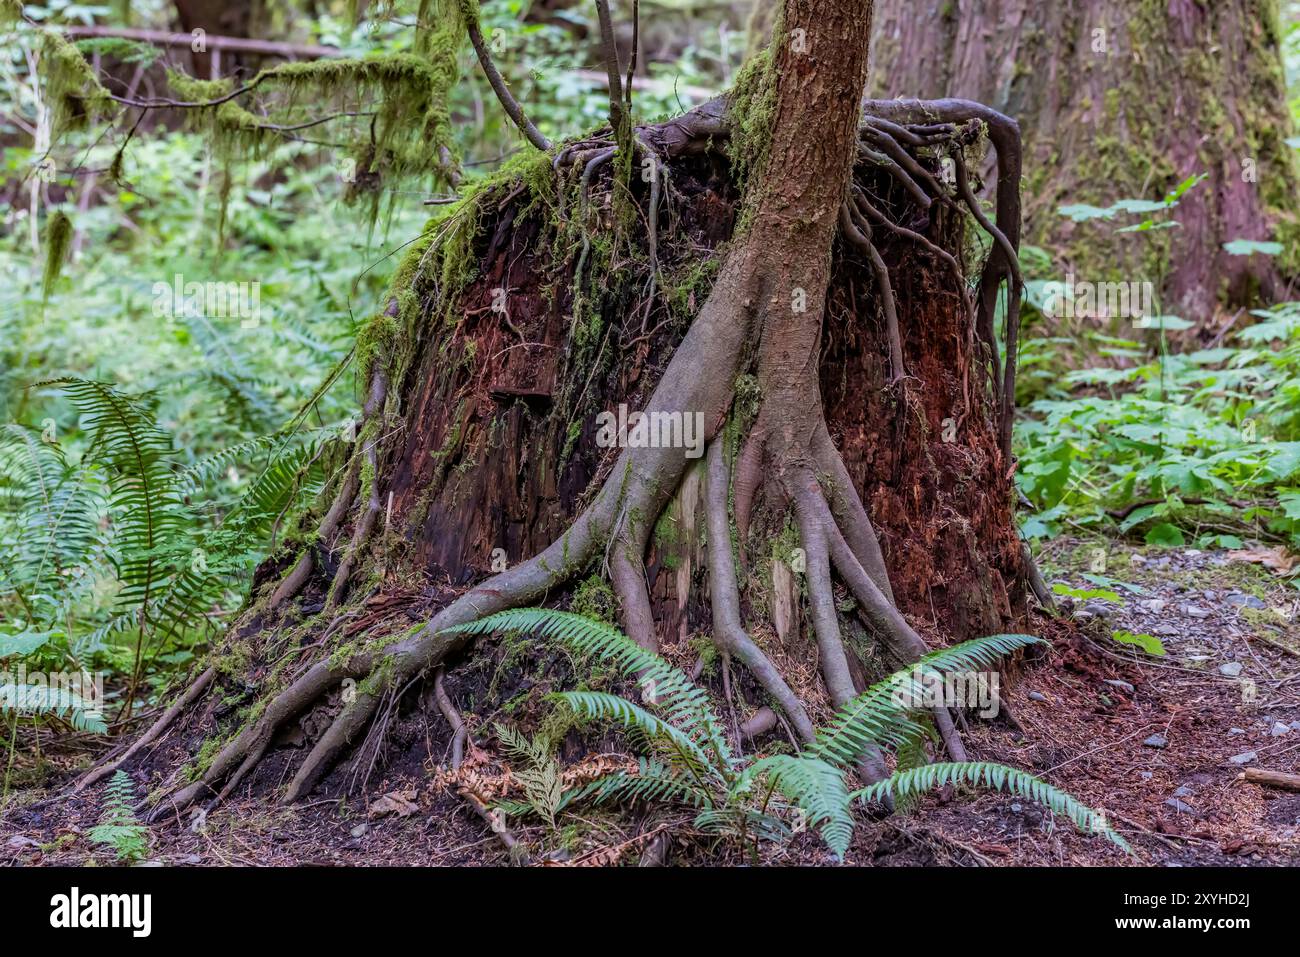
top-left (705, 440), bottom-right (815, 744)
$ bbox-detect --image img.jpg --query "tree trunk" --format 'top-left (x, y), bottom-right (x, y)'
top-left (101, 0), bottom-right (1034, 817)
top-left (869, 0), bottom-right (1300, 323)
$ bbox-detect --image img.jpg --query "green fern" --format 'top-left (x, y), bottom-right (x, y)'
top-left (0, 424), bottom-right (102, 611)
top-left (41, 378), bottom-right (183, 611)
top-left (738, 754), bottom-right (855, 857)
top-left (445, 608), bottom-right (735, 772)
top-left (560, 755), bottom-right (714, 811)
top-left (0, 678), bottom-right (107, 733)
top-left (809, 633), bottom-right (1041, 769)
top-left (494, 723), bottom-right (565, 829)
top-left (451, 609), bottom-right (1123, 861)
top-left (852, 762), bottom-right (1132, 853)
top-left (555, 690), bottom-right (721, 780)
top-left (87, 770), bottom-right (150, 863)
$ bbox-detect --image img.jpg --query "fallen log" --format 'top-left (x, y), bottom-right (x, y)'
top-left (1241, 768), bottom-right (1300, 792)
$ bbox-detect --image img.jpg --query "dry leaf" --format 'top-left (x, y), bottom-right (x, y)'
top-left (367, 788), bottom-right (420, 819)
top-left (1227, 546), bottom-right (1297, 576)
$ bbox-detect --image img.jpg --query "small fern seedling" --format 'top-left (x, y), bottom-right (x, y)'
top-left (88, 771), bottom-right (150, 864)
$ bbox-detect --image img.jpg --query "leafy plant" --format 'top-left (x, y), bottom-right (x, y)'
top-left (87, 770), bottom-right (150, 863)
top-left (0, 378), bottom-right (337, 718)
top-left (494, 723), bottom-right (565, 829)
top-left (447, 608), bottom-right (1131, 859)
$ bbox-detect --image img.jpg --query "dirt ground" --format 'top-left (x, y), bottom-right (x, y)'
top-left (3, 536), bottom-right (1299, 867)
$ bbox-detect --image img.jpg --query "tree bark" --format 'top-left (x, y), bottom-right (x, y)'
top-left (868, 0), bottom-right (1300, 323)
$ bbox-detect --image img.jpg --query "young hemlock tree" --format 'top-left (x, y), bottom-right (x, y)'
top-left (16, 0), bottom-right (1048, 833)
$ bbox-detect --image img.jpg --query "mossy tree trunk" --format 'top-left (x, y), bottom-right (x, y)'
top-left (93, 0), bottom-right (1036, 818)
top-left (869, 0), bottom-right (1300, 323)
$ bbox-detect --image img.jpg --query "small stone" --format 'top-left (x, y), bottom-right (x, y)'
top-left (1104, 679), bottom-right (1136, 694)
top-left (1141, 598), bottom-right (1167, 614)
top-left (1229, 751), bottom-right (1257, 765)
top-left (1185, 549), bottom-right (1203, 559)
top-left (1028, 691), bottom-right (1047, 702)
top-left (1079, 599), bottom-right (1115, 618)
top-left (350, 823), bottom-right (370, 838)
top-left (1226, 593), bottom-right (1266, 610)
top-left (1290, 721), bottom-right (1300, 732)
top-left (1143, 734), bottom-right (1168, 749)
top-left (1229, 727), bottom-right (1246, 735)
top-left (1154, 624), bottom-right (1179, 637)
top-left (1271, 721), bottom-right (1291, 737)
top-left (1010, 802), bottom-right (1024, 813)
top-left (1164, 798), bottom-right (1195, 814)
top-left (1219, 662), bottom-right (1243, 677)
top-left (1183, 605), bottom-right (1211, 619)
top-left (1139, 771), bottom-right (1154, 781)
top-left (1172, 785), bottom-right (1194, 798)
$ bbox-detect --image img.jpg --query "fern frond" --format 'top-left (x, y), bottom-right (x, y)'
top-left (40, 378), bottom-right (183, 609)
top-left (554, 691), bottom-right (719, 779)
top-left (0, 681), bottom-right (108, 733)
top-left (560, 756), bottom-right (712, 810)
top-left (740, 755), bottom-right (855, 858)
top-left (810, 633), bottom-right (1041, 768)
top-left (852, 762), bottom-right (1132, 854)
top-left (88, 771), bottom-right (149, 862)
top-left (445, 608), bottom-right (734, 771)
top-left (0, 424), bottom-right (102, 600)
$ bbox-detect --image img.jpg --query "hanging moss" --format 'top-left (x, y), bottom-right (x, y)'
top-left (40, 32), bottom-right (112, 134)
top-left (41, 209), bottom-right (72, 301)
top-left (1, 0), bottom-right (23, 26)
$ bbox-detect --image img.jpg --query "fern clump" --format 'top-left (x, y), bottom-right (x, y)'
top-left (447, 608), bottom-right (1132, 860)
top-left (88, 771), bottom-right (150, 863)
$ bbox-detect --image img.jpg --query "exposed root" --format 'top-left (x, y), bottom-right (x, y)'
top-left (610, 526), bottom-right (658, 653)
top-left (731, 426), bottom-right (764, 553)
top-left (1022, 542), bottom-right (1058, 614)
top-left (840, 202), bottom-right (904, 383)
top-left (792, 475), bottom-right (889, 783)
top-left (811, 422), bottom-right (894, 605)
top-left (705, 440), bottom-right (815, 743)
top-left (853, 187), bottom-right (964, 290)
top-left (325, 367), bottom-right (390, 612)
top-left (74, 666), bottom-right (216, 793)
top-left (433, 666), bottom-right (467, 768)
top-left (739, 706), bottom-right (778, 740)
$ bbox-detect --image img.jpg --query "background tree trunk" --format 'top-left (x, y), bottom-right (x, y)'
top-left (869, 0), bottom-right (1300, 325)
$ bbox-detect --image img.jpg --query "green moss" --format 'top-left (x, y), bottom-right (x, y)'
top-left (724, 15), bottom-right (784, 214)
top-left (41, 209), bottom-right (72, 301)
top-left (41, 32), bottom-right (112, 134)
top-left (570, 575), bottom-right (617, 624)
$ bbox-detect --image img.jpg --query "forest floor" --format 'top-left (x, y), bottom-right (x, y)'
top-left (3, 536), bottom-right (1299, 867)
